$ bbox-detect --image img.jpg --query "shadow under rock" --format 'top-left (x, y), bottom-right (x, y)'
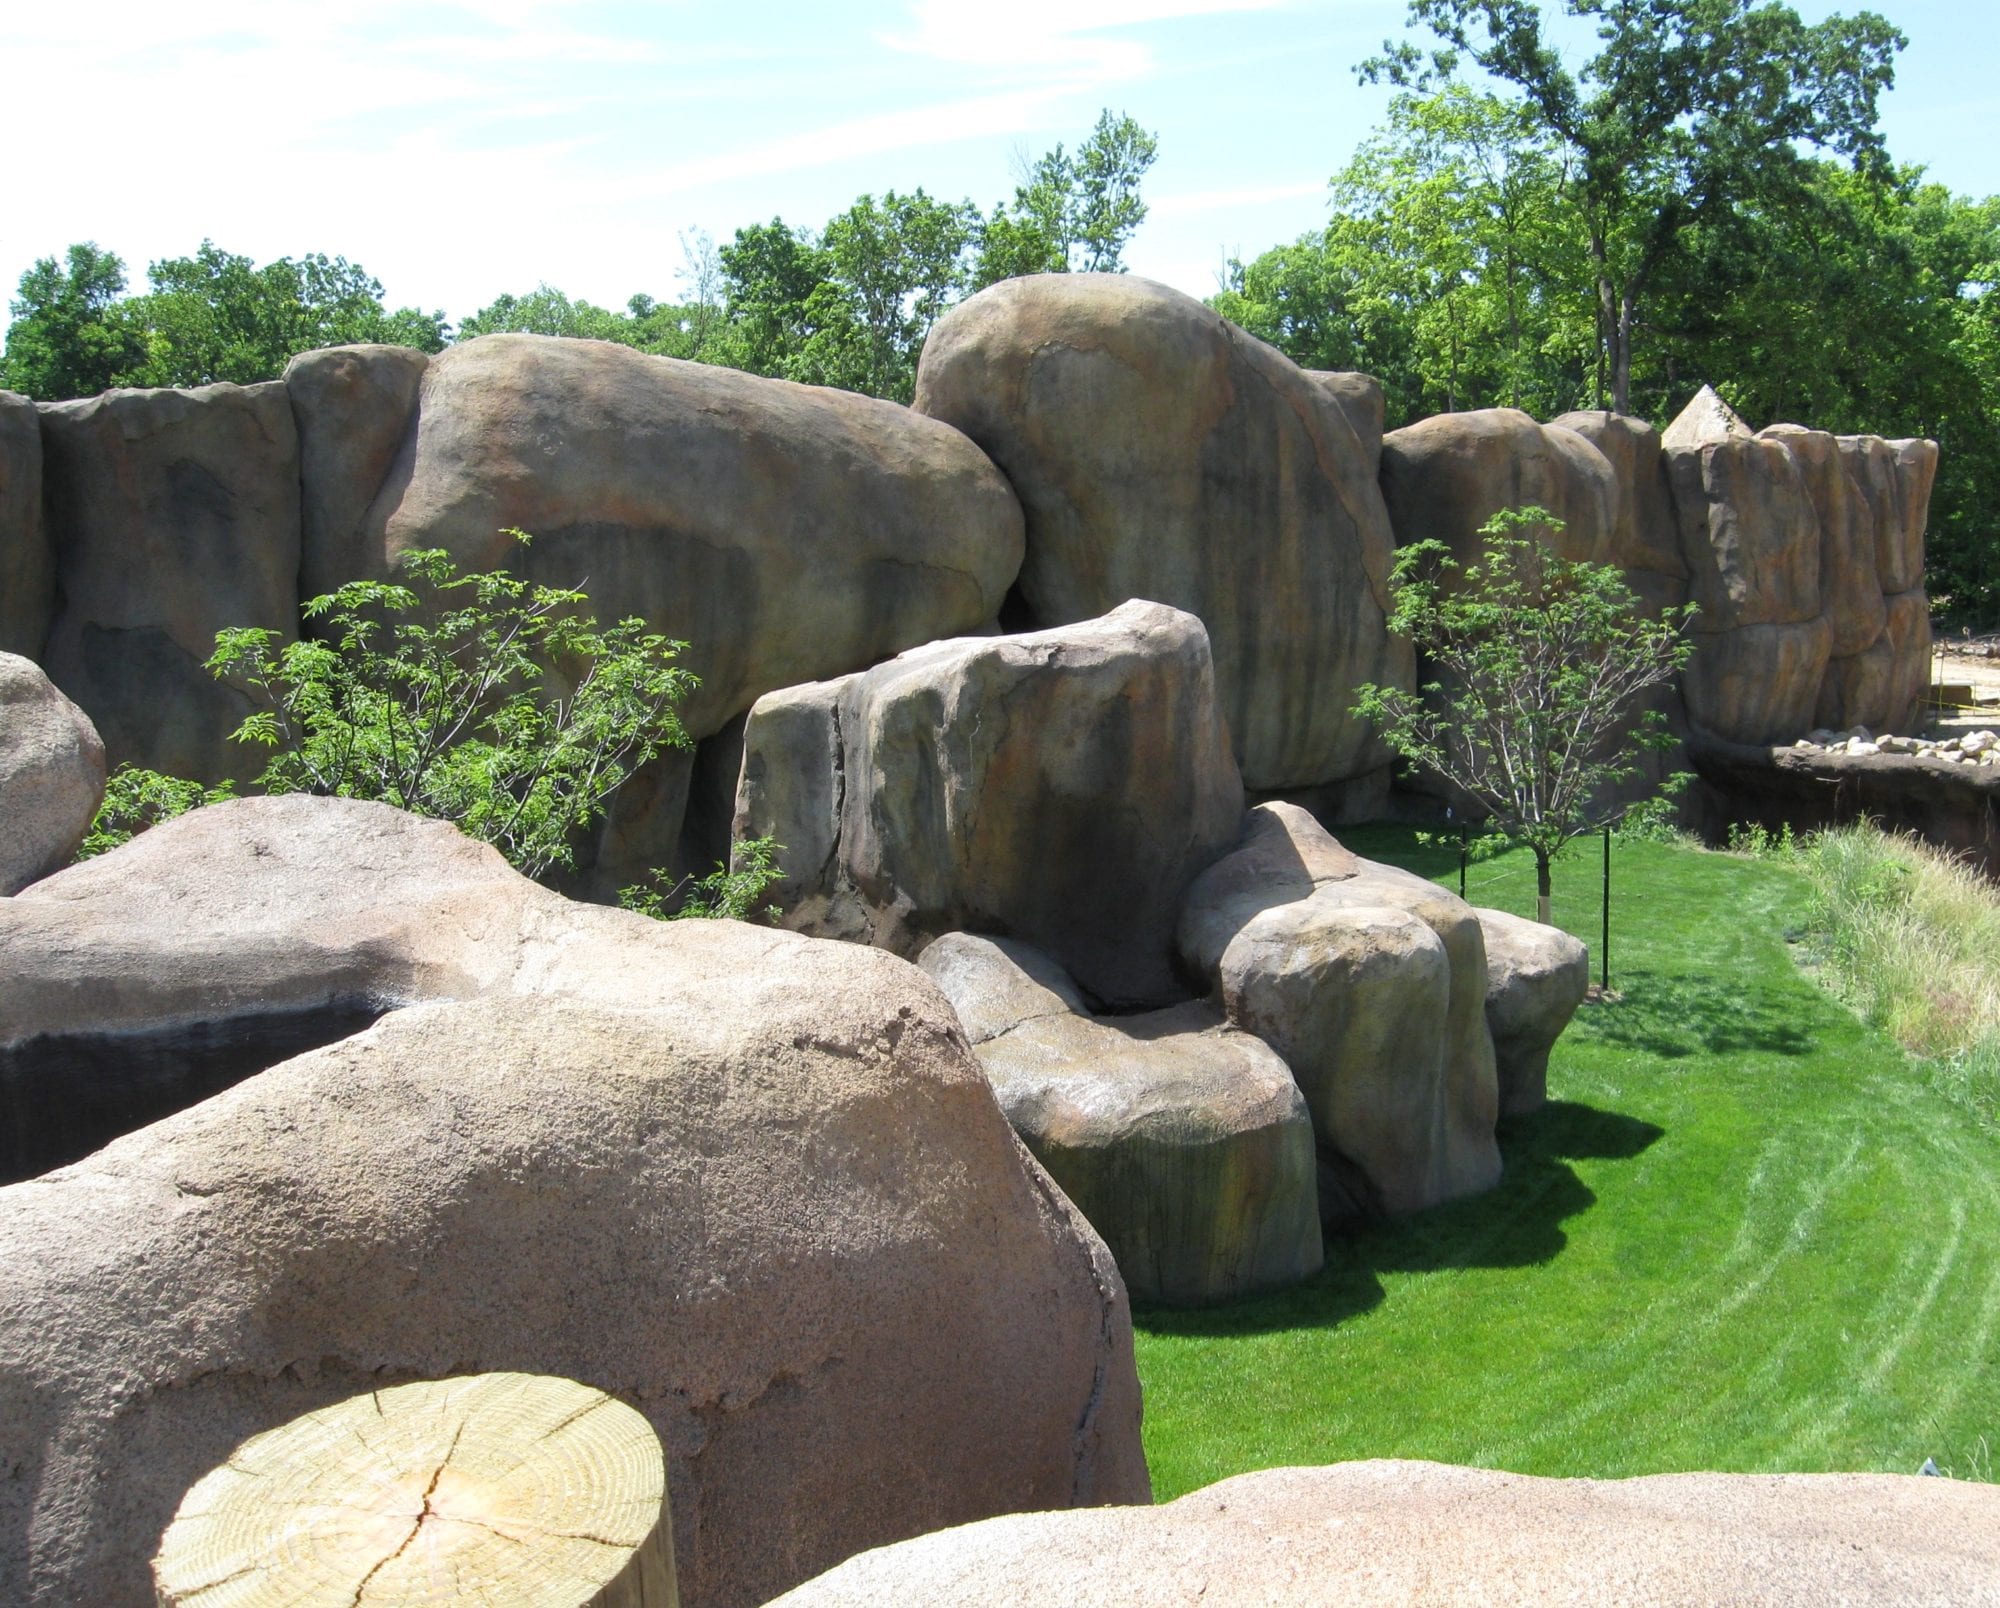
top-left (1568, 969), bottom-right (1818, 1060)
top-left (1135, 1099), bottom-right (1663, 1338)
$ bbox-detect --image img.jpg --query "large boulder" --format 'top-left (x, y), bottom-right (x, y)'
top-left (913, 274), bottom-right (1408, 791)
top-left (0, 391), bottom-right (48, 658)
top-left (1841, 434), bottom-right (1936, 597)
top-left (328, 333), bottom-right (1024, 743)
top-left (919, 933), bottom-right (1322, 1305)
top-left (284, 342), bottom-right (431, 601)
top-left (0, 653), bottom-right (105, 895)
top-left (37, 383), bottom-right (301, 781)
top-left (1475, 907), bottom-right (1590, 1117)
top-left (1379, 408), bottom-right (1619, 568)
top-left (1177, 803), bottom-right (1500, 1216)
top-left (735, 601), bottom-right (1245, 1009)
top-left (1661, 390), bottom-right (1829, 743)
top-left (766, 1460), bottom-right (2000, 1606)
top-left (0, 797), bottom-right (1149, 1608)
top-left (1548, 410), bottom-right (1687, 583)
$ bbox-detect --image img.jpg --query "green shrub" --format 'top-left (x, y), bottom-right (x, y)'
top-left (80, 535), bottom-right (781, 919)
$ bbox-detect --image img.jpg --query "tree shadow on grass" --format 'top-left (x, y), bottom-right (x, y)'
top-left (1568, 969), bottom-right (1817, 1060)
top-left (1135, 1099), bottom-right (1663, 1338)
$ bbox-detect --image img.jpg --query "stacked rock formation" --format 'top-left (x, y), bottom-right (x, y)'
top-left (0, 797), bottom-right (1149, 1608)
top-left (736, 603), bottom-right (1589, 1294)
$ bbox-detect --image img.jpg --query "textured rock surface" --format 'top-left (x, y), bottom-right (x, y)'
top-left (1662, 391), bottom-right (1832, 743)
top-left (0, 390), bottom-right (49, 658)
top-left (1549, 410), bottom-right (1688, 582)
top-left (1761, 424), bottom-right (1882, 658)
top-left (919, 933), bottom-right (1322, 1305)
top-left (346, 333), bottom-right (1023, 742)
top-left (737, 602), bottom-right (1245, 1008)
top-left (0, 796), bottom-right (1149, 1608)
top-left (1379, 408), bottom-right (1619, 568)
top-left (1178, 804), bottom-right (1499, 1216)
top-left (37, 382), bottom-right (300, 780)
top-left (1682, 617), bottom-right (1833, 746)
top-left (914, 274), bottom-right (1408, 790)
top-left (1475, 907), bottom-right (1590, 1117)
top-left (0, 653), bottom-right (105, 895)
top-left (766, 1460), bottom-right (2000, 1607)
top-left (1841, 434), bottom-right (1936, 597)
top-left (284, 342), bottom-right (430, 601)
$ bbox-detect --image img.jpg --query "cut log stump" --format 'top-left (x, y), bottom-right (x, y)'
top-left (152, 1372), bottom-right (676, 1607)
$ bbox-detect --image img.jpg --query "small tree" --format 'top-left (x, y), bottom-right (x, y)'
top-left (1353, 507), bottom-right (1696, 923)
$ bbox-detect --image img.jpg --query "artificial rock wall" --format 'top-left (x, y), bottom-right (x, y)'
top-left (0, 277), bottom-right (1938, 884)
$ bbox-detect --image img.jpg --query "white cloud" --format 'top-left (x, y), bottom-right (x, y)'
top-left (881, 0), bottom-right (1287, 81)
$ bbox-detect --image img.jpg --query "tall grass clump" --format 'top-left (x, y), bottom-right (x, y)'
top-left (1787, 822), bottom-right (2000, 1125)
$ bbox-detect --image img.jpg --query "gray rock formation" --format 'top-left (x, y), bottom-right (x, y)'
top-left (284, 342), bottom-right (430, 601)
top-left (735, 602), bottom-right (1245, 1009)
top-left (1475, 907), bottom-right (1590, 1116)
top-left (0, 653), bottom-right (105, 894)
top-left (1662, 395), bottom-right (1830, 743)
top-left (344, 333), bottom-right (1024, 743)
top-left (918, 933), bottom-right (1322, 1305)
top-left (1177, 803), bottom-right (1500, 1216)
top-left (1380, 407), bottom-right (1620, 569)
top-left (0, 391), bottom-right (48, 658)
top-left (914, 273), bottom-right (1409, 791)
top-left (765, 1460), bottom-right (2000, 1606)
top-left (0, 795), bottom-right (1149, 1608)
top-left (37, 382), bottom-right (301, 781)
top-left (1547, 410), bottom-right (1687, 584)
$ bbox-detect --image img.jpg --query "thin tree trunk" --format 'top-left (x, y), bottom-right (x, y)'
top-left (1535, 850), bottom-right (1553, 926)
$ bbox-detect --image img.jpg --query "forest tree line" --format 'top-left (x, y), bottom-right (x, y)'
top-left (5, 1), bottom-right (1997, 615)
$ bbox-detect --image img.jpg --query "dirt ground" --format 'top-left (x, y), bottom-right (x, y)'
top-left (1923, 619), bottom-right (2000, 735)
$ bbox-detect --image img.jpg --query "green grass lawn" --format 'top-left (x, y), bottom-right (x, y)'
top-left (1134, 828), bottom-right (2000, 1496)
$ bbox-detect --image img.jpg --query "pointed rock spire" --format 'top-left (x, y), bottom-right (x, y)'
top-left (1661, 384), bottom-right (1753, 451)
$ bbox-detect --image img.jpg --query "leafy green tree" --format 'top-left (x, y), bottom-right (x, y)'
top-left (1365, 0), bottom-right (1905, 413)
top-left (137, 242), bottom-right (449, 386)
top-left (811, 190), bottom-right (977, 400)
top-left (0, 243), bottom-right (150, 398)
top-left (975, 110), bottom-right (1159, 286)
top-left (719, 218), bottom-right (838, 379)
top-left (2, 240), bottom-right (447, 398)
top-left (1353, 507), bottom-right (1695, 923)
top-left (205, 535), bottom-right (697, 880)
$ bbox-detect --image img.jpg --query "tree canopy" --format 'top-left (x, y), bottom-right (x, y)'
top-left (1363, 0), bottom-right (1905, 415)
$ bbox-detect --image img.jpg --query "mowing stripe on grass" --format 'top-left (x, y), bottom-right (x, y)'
top-left (1133, 831), bottom-right (2000, 1495)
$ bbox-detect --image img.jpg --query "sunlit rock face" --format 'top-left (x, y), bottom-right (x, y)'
top-left (915, 272), bottom-right (1411, 792)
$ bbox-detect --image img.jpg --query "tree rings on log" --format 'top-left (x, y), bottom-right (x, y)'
top-left (152, 1372), bottom-right (676, 1607)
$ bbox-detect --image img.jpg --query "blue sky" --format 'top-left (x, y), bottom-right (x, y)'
top-left (4, 0), bottom-right (1996, 330)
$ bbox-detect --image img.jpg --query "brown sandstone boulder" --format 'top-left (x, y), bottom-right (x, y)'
top-left (284, 342), bottom-right (430, 600)
top-left (0, 391), bottom-right (48, 658)
top-left (1475, 907), bottom-right (1589, 1117)
top-left (1682, 618), bottom-right (1834, 745)
top-left (1177, 803), bottom-right (1499, 1216)
top-left (765, 1460), bottom-right (2000, 1606)
top-left (1883, 587), bottom-right (1932, 734)
top-left (0, 797), bottom-right (1149, 1608)
top-left (1665, 425), bottom-right (1822, 633)
top-left (918, 933), bottom-right (1322, 1305)
top-left (37, 382), bottom-right (301, 781)
top-left (1760, 424), bottom-right (1883, 658)
top-left (1548, 410), bottom-right (1686, 581)
top-left (340, 333), bottom-right (1023, 743)
top-left (1309, 370), bottom-right (1386, 463)
top-left (1379, 408), bottom-right (1619, 568)
top-left (913, 274), bottom-right (1408, 791)
top-left (735, 602), bottom-right (1245, 1009)
top-left (0, 653), bottom-right (105, 894)
top-left (1840, 434), bottom-right (1936, 597)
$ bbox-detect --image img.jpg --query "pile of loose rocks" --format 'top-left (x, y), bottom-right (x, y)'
top-left (1793, 725), bottom-right (1999, 763)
